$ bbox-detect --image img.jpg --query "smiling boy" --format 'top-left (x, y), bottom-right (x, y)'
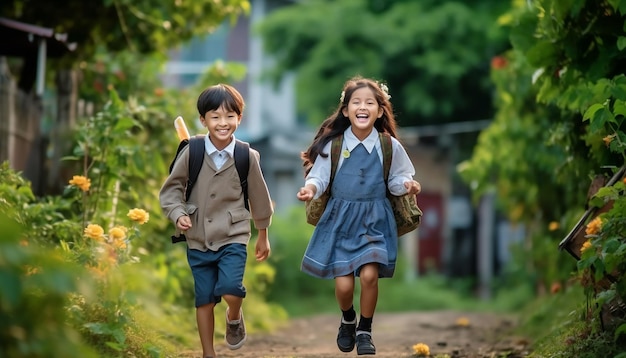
top-left (159, 84), bottom-right (274, 358)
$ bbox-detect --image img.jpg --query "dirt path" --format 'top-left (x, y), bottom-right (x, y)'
top-left (179, 311), bottom-right (531, 358)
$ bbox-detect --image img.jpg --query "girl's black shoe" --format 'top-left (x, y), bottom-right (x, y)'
top-left (336, 321), bottom-right (356, 352)
top-left (356, 332), bottom-right (376, 355)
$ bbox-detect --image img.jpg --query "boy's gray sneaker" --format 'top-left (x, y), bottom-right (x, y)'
top-left (225, 308), bottom-right (247, 350)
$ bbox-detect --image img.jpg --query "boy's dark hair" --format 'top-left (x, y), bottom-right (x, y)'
top-left (301, 76), bottom-right (399, 176)
top-left (197, 83), bottom-right (245, 117)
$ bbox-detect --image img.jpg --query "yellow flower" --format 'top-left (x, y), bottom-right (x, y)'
top-left (84, 224), bottom-right (104, 241)
top-left (581, 240), bottom-right (592, 253)
top-left (455, 317), bottom-right (470, 327)
top-left (111, 238), bottom-right (127, 250)
top-left (69, 175), bottom-right (91, 192)
top-left (412, 343), bottom-right (430, 356)
top-left (25, 265), bottom-right (40, 276)
top-left (603, 134), bottom-right (615, 147)
top-left (127, 208), bottom-right (149, 224)
top-left (585, 217), bottom-right (603, 236)
top-left (108, 226), bottom-right (127, 241)
top-left (548, 221), bottom-right (559, 231)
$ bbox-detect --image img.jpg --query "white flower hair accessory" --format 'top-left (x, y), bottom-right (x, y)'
top-left (339, 81), bottom-right (391, 103)
top-left (378, 82), bottom-right (391, 100)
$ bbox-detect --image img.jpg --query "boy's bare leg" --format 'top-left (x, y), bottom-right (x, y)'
top-left (223, 294), bottom-right (243, 320)
top-left (196, 303), bottom-right (216, 358)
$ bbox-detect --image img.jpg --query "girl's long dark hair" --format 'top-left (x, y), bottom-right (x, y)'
top-left (302, 76), bottom-right (398, 175)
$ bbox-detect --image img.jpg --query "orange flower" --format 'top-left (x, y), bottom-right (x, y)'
top-left (111, 238), bottom-right (127, 250)
top-left (550, 282), bottom-right (562, 294)
top-left (108, 226), bottom-right (127, 241)
top-left (581, 240), bottom-right (592, 253)
top-left (603, 134), bottom-right (615, 147)
top-left (127, 208), bottom-right (149, 225)
top-left (455, 317), bottom-right (470, 327)
top-left (412, 343), bottom-right (430, 356)
top-left (491, 56), bottom-right (507, 69)
top-left (548, 221), bottom-right (559, 231)
top-left (585, 217), bottom-right (603, 236)
top-left (69, 175), bottom-right (91, 192)
top-left (84, 224), bottom-right (104, 241)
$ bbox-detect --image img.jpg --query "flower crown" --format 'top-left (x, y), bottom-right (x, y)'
top-left (339, 81), bottom-right (392, 103)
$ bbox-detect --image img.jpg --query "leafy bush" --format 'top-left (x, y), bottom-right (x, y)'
top-left (461, 0), bottom-right (626, 355)
top-left (0, 211), bottom-right (98, 357)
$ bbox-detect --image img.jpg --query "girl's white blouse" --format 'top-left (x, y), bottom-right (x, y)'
top-left (305, 127), bottom-right (416, 199)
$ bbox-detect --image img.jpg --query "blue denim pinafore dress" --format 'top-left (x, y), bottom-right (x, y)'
top-left (301, 142), bottom-right (398, 279)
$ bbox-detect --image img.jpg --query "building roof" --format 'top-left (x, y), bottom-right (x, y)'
top-left (0, 17), bottom-right (76, 58)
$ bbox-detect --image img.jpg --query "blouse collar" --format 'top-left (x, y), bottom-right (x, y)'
top-left (343, 127), bottom-right (378, 153)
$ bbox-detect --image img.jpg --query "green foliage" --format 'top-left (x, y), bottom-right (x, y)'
top-left (461, 0), bottom-right (626, 356)
top-left (0, 70), bottom-right (286, 354)
top-left (0, 212), bottom-right (98, 357)
top-left (523, 287), bottom-right (626, 358)
top-left (0, 0), bottom-right (250, 61)
top-left (256, 0), bottom-right (510, 126)
top-left (264, 206), bottom-right (336, 307)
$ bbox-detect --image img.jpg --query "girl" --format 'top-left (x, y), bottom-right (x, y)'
top-left (296, 76), bottom-right (421, 355)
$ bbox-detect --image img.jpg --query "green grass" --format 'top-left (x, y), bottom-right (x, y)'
top-left (519, 285), bottom-right (626, 358)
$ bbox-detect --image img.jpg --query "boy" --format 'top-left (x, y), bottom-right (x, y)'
top-left (160, 84), bottom-right (273, 358)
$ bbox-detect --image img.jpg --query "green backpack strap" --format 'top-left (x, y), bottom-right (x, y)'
top-left (329, 134), bottom-right (343, 185)
top-left (380, 132), bottom-right (392, 184)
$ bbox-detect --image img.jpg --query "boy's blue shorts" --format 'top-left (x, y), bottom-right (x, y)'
top-left (186, 243), bottom-right (247, 307)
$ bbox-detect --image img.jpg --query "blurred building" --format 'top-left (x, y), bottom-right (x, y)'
top-left (162, 0), bottom-right (308, 213)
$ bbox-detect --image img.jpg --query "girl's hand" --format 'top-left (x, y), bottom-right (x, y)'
top-left (404, 180), bottom-right (422, 195)
top-left (176, 215), bottom-right (192, 231)
top-left (296, 185), bottom-right (316, 201)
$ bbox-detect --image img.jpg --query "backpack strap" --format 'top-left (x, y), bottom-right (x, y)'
top-left (380, 132), bottom-right (392, 185)
top-left (329, 135), bottom-right (342, 186)
top-left (170, 139), bottom-right (189, 173)
top-left (234, 140), bottom-right (250, 211)
top-left (186, 135), bottom-right (206, 200)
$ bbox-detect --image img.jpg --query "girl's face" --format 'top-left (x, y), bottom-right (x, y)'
top-left (342, 86), bottom-right (383, 140)
top-left (201, 105), bottom-right (241, 150)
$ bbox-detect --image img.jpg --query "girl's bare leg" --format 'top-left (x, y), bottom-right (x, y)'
top-left (358, 263), bottom-right (379, 317)
top-left (335, 274), bottom-right (355, 310)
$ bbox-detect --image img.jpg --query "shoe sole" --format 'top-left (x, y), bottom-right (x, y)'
top-left (337, 343), bottom-right (355, 353)
top-left (226, 335), bottom-right (247, 350)
top-left (357, 347), bottom-right (376, 355)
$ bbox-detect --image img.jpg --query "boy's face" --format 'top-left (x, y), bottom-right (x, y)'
top-left (201, 105), bottom-right (241, 150)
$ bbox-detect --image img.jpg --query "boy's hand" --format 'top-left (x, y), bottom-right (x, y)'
top-left (176, 215), bottom-right (192, 231)
top-left (255, 229), bottom-right (271, 261)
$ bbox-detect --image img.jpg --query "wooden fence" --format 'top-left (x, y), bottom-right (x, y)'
top-left (0, 57), bottom-right (45, 193)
